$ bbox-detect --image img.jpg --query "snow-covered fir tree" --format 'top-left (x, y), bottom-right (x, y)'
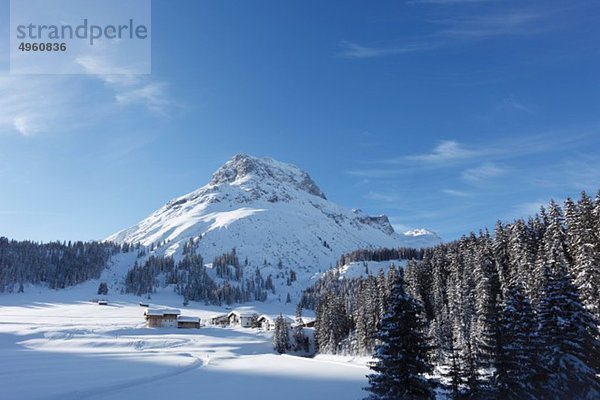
top-left (301, 191), bottom-right (600, 399)
top-left (365, 270), bottom-right (434, 400)
top-left (273, 314), bottom-right (290, 354)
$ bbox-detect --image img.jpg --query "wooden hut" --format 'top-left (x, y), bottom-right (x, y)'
top-left (144, 308), bottom-right (181, 328)
top-left (177, 316), bottom-right (201, 329)
top-left (210, 314), bottom-right (229, 326)
top-left (145, 309), bottom-right (166, 328)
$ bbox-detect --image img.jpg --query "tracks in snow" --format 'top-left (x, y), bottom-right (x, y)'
top-left (52, 355), bottom-right (204, 400)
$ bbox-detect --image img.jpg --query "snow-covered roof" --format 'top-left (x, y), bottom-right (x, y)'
top-left (257, 314), bottom-right (274, 323)
top-left (177, 316), bottom-right (200, 323)
top-left (228, 311), bottom-right (255, 318)
top-left (146, 308), bottom-right (181, 316)
top-left (258, 314), bottom-right (293, 324)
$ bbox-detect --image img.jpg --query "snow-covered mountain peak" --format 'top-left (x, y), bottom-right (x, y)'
top-left (209, 153), bottom-right (326, 200)
top-left (404, 228), bottom-right (437, 237)
top-left (108, 155), bottom-right (441, 286)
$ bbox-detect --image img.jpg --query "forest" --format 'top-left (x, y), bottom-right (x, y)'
top-left (305, 192), bottom-right (600, 399)
top-left (0, 238), bottom-right (123, 292)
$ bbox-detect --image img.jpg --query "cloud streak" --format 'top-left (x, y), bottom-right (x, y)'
top-left (348, 131), bottom-right (592, 179)
top-left (0, 55), bottom-right (172, 137)
top-left (76, 56), bottom-right (172, 115)
top-left (338, 7), bottom-right (556, 59)
top-left (461, 162), bottom-right (506, 182)
top-left (442, 188), bottom-right (472, 197)
top-left (406, 140), bottom-right (479, 163)
top-left (337, 40), bottom-right (438, 59)
top-left (0, 75), bottom-right (81, 136)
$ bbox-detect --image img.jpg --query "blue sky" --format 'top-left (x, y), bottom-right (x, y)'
top-left (0, 0), bottom-right (599, 242)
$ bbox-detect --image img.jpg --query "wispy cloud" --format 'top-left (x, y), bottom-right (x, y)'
top-left (461, 162), bottom-right (506, 182)
top-left (76, 56), bottom-right (172, 115)
top-left (442, 188), bottom-right (472, 197)
top-left (347, 132), bottom-right (590, 179)
top-left (0, 54), bottom-right (173, 137)
top-left (433, 11), bottom-right (546, 39)
top-left (406, 140), bottom-right (479, 163)
top-left (339, 7), bottom-right (554, 58)
top-left (495, 96), bottom-right (534, 114)
top-left (337, 40), bottom-right (438, 59)
top-left (0, 75), bottom-right (81, 136)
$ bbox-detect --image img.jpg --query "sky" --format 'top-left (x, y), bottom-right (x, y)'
top-left (0, 0), bottom-right (599, 242)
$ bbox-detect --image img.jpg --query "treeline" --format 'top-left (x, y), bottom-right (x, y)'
top-left (335, 247), bottom-right (424, 268)
top-left (123, 250), bottom-right (272, 305)
top-left (0, 237), bottom-right (123, 292)
top-left (307, 192), bottom-right (600, 399)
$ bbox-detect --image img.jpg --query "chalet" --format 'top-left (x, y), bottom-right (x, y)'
top-left (257, 315), bottom-right (275, 330)
top-left (177, 316), bottom-right (201, 329)
top-left (227, 311), bottom-right (256, 328)
top-left (210, 314), bottom-right (229, 326)
top-left (144, 308), bottom-right (181, 328)
top-left (257, 314), bottom-right (294, 331)
top-left (98, 300), bottom-right (108, 306)
top-left (301, 317), bottom-right (316, 328)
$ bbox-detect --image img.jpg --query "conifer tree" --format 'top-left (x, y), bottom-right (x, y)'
top-left (273, 314), bottom-right (289, 354)
top-left (535, 201), bottom-right (600, 397)
top-left (496, 285), bottom-right (537, 400)
top-left (365, 271), bottom-right (434, 400)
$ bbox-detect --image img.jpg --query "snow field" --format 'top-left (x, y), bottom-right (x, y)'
top-left (0, 297), bottom-right (370, 400)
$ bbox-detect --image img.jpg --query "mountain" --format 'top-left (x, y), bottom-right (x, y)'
top-left (108, 154), bottom-right (440, 278)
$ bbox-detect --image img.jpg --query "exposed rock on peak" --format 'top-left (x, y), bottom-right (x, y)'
top-left (209, 154), bottom-right (326, 200)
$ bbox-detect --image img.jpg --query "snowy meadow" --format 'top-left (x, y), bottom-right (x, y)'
top-left (0, 289), bottom-right (369, 400)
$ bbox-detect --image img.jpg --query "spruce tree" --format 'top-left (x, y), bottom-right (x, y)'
top-left (535, 201), bottom-right (600, 397)
top-left (496, 285), bottom-right (537, 400)
top-left (566, 193), bottom-right (600, 322)
top-left (293, 304), bottom-right (309, 353)
top-left (365, 271), bottom-right (434, 399)
top-left (273, 314), bottom-right (289, 354)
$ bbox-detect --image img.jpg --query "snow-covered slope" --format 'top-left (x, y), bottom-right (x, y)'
top-left (109, 154), bottom-right (439, 270)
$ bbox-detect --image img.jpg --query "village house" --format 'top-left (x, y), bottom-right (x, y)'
top-left (210, 314), bottom-right (229, 326)
top-left (144, 308), bottom-right (181, 328)
top-left (227, 311), bottom-right (256, 328)
top-left (301, 317), bottom-right (316, 328)
top-left (257, 314), bottom-right (294, 331)
top-left (177, 316), bottom-right (201, 329)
